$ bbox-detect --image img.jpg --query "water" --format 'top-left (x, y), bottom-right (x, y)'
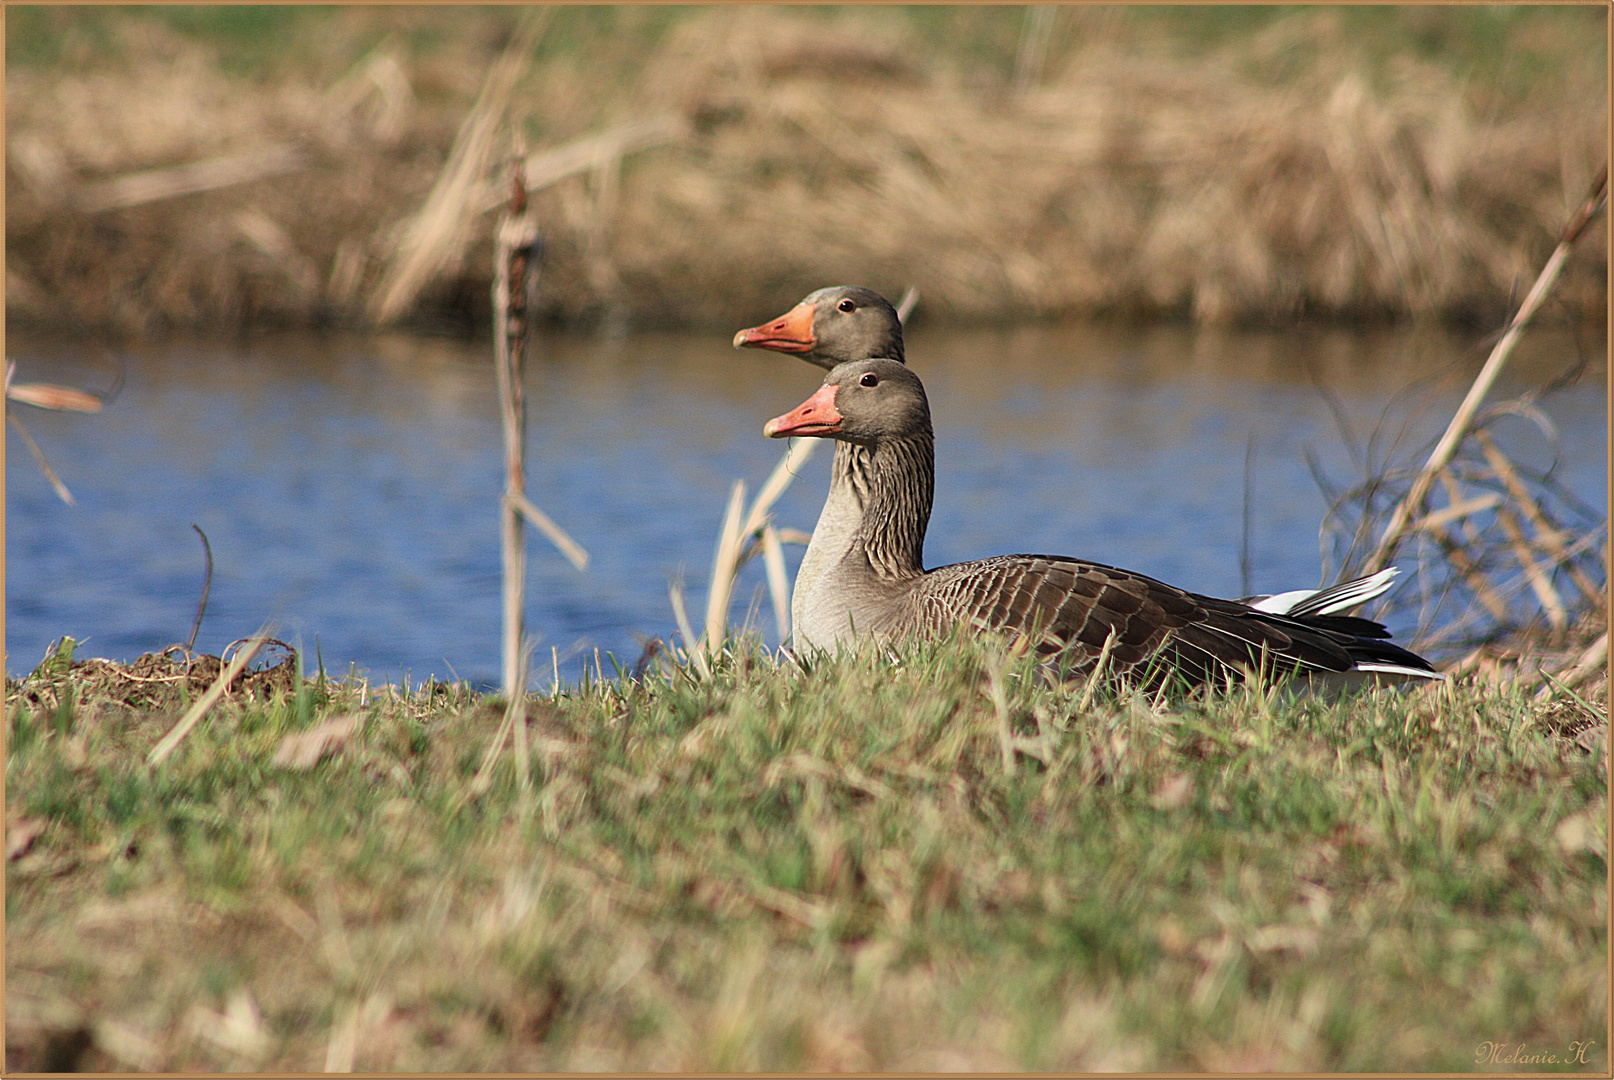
top-left (6, 322), bottom-right (1605, 689)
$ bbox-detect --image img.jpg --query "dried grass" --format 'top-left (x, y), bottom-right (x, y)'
top-left (6, 632), bottom-right (1606, 1071)
top-left (11, 636), bottom-right (299, 718)
top-left (694, 436), bottom-right (819, 661)
top-left (370, 9), bottom-right (552, 324)
top-left (6, 7), bottom-right (1605, 334)
top-left (1306, 164), bottom-right (1608, 682)
top-left (1319, 394), bottom-right (1607, 685)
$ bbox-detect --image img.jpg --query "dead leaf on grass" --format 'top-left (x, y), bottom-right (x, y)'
top-left (1574, 724), bottom-right (1608, 755)
top-left (1151, 772), bottom-right (1195, 810)
top-left (7, 815), bottom-right (48, 860)
top-left (272, 714), bottom-right (364, 770)
top-left (186, 987), bottom-right (271, 1067)
top-left (93, 1017), bottom-right (162, 1072)
top-left (1246, 923), bottom-right (1320, 954)
top-left (1554, 810), bottom-right (1606, 856)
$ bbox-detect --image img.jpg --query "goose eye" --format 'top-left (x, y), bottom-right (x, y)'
top-left (837, 298), bottom-right (856, 313)
top-left (859, 373), bottom-right (879, 387)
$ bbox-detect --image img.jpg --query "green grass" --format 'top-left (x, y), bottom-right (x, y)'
top-left (6, 634), bottom-right (1606, 1071)
top-left (8, 4), bottom-right (1599, 110)
top-left (4, 5), bottom-right (335, 72)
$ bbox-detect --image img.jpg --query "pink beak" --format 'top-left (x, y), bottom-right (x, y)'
top-left (763, 383), bottom-right (842, 438)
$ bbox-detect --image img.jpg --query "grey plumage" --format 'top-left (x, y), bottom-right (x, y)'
top-left (734, 286), bottom-right (906, 643)
top-left (765, 358), bottom-right (1440, 692)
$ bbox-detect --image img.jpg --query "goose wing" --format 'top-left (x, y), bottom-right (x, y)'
top-left (915, 555), bottom-right (1432, 689)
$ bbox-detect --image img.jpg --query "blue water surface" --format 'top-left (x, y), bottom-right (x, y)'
top-left (7, 322), bottom-right (1605, 689)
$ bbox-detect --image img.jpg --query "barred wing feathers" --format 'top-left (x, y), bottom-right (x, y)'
top-left (915, 555), bottom-right (1433, 688)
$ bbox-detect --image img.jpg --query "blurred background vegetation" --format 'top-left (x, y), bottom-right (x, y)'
top-left (7, 4), bottom-right (1607, 336)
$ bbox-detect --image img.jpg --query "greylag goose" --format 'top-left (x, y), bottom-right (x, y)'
top-left (734, 286), bottom-right (906, 643)
top-left (733, 285), bottom-right (1402, 651)
top-left (763, 358), bottom-right (1440, 691)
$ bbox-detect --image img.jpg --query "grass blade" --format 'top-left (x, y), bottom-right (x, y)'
top-left (147, 629), bottom-right (272, 767)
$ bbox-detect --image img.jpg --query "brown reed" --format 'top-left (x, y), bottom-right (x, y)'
top-left (7, 7), bottom-right (1604, 335)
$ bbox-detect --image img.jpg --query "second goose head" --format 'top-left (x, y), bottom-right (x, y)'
top-left (734, 286), bottom-right (905, 370)
top-left (763, 358), bottom-right (929, 448)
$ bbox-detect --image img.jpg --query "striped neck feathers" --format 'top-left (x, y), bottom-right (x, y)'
top-left (849, 428), bottom-right (933, 580)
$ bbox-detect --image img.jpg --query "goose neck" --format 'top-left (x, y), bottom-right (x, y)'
top-left (854, 431), bottom-right (933, 580)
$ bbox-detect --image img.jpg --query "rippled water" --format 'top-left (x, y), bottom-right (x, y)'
top-left (6, 321), bottom-right (1605, 689)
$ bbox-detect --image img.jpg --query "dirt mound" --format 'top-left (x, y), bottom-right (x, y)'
top-left (10, 641), bottom-right (299, 717)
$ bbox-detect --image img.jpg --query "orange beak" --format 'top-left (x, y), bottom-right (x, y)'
top-left (764, 384), bottom-right (842, 438)
top-left (733, 301), bottom-right (816, 353)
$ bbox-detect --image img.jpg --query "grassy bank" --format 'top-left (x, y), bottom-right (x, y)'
top-left (6, 5), bottom-right (1606, 336)
top-left (6, 634), bottom-right (1606, 1071)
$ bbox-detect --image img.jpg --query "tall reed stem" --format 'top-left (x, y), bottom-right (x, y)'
top-left (494, 164), bottom-right (541, 693)
top-left (1362, 164), bottom-right (1606, 575)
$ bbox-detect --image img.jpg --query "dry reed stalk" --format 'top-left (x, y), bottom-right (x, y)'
top-left (486, 154), bottom-right (589, 695)
top-left (511, 644), bottom-right (531, 797)
top-left (1433, 470), bottom-right (1511, 622)
top-left (1491, 502), bottom-right (1569, 631)
top-left (698, 436), bottom-right (820, 659)
top-left (492, 161), bottom-right (539, 694)
top-left (739, 436), bottom-right (821, 540)
top-left (186, 525), bottom-right (215, 654)
top-left (1552, 631), bottom-right (1610, 692)
top-left (1362, 164), bottom-right (1607, 575)
top-left (459, 641), bottom-right (534, 805)
top-left (371, 8), bottom-right (551, 324)
top-left (894, 285), bottom-right (920, 323)
top-left (6, 360), bottom-right (109, 504)
top-left (5, 363), bottom-right (104, 413)
top-left (749, 882), bottom-right (829, 931)
top-left (1409, 492), bottom-right (1502, 533)
top-left (146, 631), bottom-right (272, 767)
top-left (761, 525), bottom-right (790, 642)
top-left (5, 413), bottom-right (75, 504)
top-left (1378, 419), bottom-right (1606, 653)
top-left (702, 480), bottom-right (750, 656)
top-left (233, 209), bottom-right (321, 305)
top-left (1075, 629), bottom-right (1119, 715)
top-left (509, 491), bottom-right (589, 572)
top-left (474, 114), bottom-right (687, 214)
top-left (326, 239), bottom-right (368, 306)
top-left (667, 580), bottom-right (710, 680)
top-left (1473, 429), bottom-right (1605, 609)
top-left (323, 998), bottom-right (357, 1073)
top-left (75, 145), bottom-right (309, 213)
top-left (326, 36), bottom-right (414, 145)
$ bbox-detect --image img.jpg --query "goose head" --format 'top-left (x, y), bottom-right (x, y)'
top-left (763, 358), bottom-right (928, 448)
top-left (733, 286), bottom-right (904, 369)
